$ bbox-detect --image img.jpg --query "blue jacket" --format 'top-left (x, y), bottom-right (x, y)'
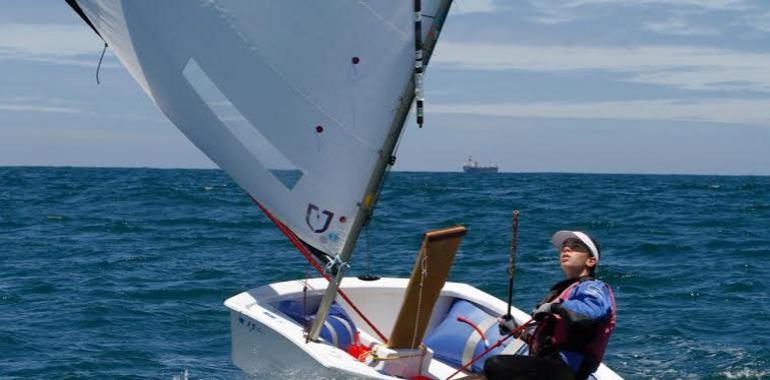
top-left (536, 276), bottom-right (616, 378)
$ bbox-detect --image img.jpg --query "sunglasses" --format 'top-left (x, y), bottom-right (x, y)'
top-left (561, 238), bottom-right (591, 254)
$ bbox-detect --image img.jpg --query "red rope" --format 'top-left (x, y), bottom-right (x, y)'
top-left (445, 319), bottom-right (535, 380)
top-left (456, 316), bottom-right (489, 347)
top-left (250, 197), bottom-right (389, 343)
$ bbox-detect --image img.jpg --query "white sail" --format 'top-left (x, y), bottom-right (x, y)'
top-left (73, 0), bottom-right (449, 255)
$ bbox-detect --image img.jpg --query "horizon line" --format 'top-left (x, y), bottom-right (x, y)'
top-left (2, 164), bottom-right (769, 178)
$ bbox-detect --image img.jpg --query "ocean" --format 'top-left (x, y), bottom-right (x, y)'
top-left (1, 167), bottom-right (768, 379)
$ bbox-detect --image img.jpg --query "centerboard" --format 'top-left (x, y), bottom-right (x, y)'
top-left (388, 226), bottom-right (467, 349)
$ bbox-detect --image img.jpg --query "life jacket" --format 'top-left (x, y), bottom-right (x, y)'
top-left (528, 278), bottom-right (617, 377)
top-left (526, 311), bottom-right (568, 358)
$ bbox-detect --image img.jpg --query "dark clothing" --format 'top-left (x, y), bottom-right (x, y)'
top-left (536, 276), bottom-right (610, 355)
top-left (483, 354), bottom-right (576, 380)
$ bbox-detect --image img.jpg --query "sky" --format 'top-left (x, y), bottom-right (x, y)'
top-left (1, 0), bottom-right (770, 175)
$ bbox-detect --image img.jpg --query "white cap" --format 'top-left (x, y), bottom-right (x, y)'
top-left (551, 230), bottom-right (600, 263)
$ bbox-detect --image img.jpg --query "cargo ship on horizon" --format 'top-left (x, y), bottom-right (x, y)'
top-left (462, 157), bottom-right (499, 173)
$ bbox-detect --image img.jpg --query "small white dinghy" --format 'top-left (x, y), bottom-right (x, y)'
top-left (225, 277), bottom-right (622, 379)
top-left (225, 226), bottom-right (622, 379)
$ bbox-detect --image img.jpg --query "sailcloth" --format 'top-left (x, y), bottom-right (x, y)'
top-left (72, 1), bottom-right (449, 256)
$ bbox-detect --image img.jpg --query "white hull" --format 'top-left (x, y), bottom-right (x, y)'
top-left (225, 277), bottom-right (622, 379)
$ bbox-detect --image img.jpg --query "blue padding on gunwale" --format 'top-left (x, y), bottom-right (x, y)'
top-left (273, 299), bottom-right (357, 351)
top-left (423, 299), bottom-right (512, 373)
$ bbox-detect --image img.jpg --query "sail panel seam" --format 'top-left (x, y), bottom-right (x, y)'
top-left (356, 1), bottom-right (409, 41)
top-left (182, 58), bottom-right (305, 190)
top-left (205, 2), bottom-right (379, 152)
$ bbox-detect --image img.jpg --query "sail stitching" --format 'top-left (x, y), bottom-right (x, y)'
top-left (182, 58), bottom-right (305, 190)
top-left (356, 1), bottom-right (409, 41)
top-left (209, 3), bottom-right (378, 152)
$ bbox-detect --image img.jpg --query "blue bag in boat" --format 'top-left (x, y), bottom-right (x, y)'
top-left (273, 299), bottom-right (357, 351)
top-left (423, 299), bottom-right (512, 373)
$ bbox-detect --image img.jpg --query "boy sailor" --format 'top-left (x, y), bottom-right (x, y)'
top-left (484, 231), bottom-right (616, 380)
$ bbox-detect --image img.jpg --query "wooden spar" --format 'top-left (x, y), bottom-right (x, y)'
top-left (308, 0), bottom-right (455, 342)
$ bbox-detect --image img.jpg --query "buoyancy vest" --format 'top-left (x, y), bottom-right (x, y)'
top-left (526, 311), bottom-right (568, 358)
top-left (529, 277), bottom-right (617, 378)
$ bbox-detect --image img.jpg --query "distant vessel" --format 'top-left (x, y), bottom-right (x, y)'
top-left (463, 157), bottom-right (499, 173)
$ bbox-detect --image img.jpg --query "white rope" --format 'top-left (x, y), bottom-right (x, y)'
top-left (411, 249), bottom-right (429, 349)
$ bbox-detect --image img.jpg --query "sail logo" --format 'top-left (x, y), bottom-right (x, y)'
top-left (306, 204), bottom-right (334, 233)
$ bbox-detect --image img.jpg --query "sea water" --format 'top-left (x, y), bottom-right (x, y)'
top-left (1, 167), bottom-right (769, 379)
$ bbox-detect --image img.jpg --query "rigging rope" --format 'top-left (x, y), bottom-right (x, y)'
top-left (358, 225), bottom-right (380, 281)
top-left (365, 225), bottom-right (372, 275)
top-left (251, 196), bottom-right (388, 343)
top-left (445, 318), bottom-right (536, 380)
top-left (96, 42), bottom-right (108, 84)
top-left (456, 316), bottom-right (490, 348)
top-left (302, 263), bottom-right (312, 343)
top-left (410, 250), bottom-right (429, 349)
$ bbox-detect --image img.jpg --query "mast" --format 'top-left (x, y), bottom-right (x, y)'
top-left (308, 0), bottom-right (454, 342)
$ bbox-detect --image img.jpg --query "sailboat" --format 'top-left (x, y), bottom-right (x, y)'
top-left (65, 1), bottom-right (623, 379)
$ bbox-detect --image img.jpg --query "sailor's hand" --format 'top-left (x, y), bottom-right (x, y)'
top-left (533, 301), bottom-right (556, 316)
top-left (497, 314), bottom-right (517, 335)
top-left (519, 324), bottom-right (535, 341)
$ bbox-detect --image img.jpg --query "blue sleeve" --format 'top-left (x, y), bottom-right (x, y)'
top-left (554, 280), bottom-right (612, 323)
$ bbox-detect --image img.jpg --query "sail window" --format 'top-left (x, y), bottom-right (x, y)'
top-left (182, 58), bottom-right (302, 189)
